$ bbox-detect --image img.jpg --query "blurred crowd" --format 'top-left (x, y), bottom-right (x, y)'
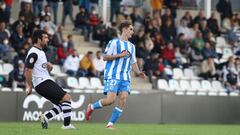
top-left (0, 0), bottom-right (239, 93)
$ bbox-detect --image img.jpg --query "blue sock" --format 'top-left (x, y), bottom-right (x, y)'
top-left (92, 100), bottom-right (103, 110)
top-left (108, 107), bottom-right (123, 124)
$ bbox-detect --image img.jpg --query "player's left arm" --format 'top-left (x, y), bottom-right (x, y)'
top-left (132, 63), bottom-right (146, 78)
top-left (131, 45), bottom-right (146, 78)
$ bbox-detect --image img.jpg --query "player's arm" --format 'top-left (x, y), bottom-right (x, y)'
top-left (25, 68), bottom-right (33, 95)
top-left (102, 40), bottom-right (129, 61)
top-left (132, 62), bottom-right (146, 78)
top-left (131, 45), bottom-right (146, 78)
top-left (24, 53), bottom-right (38, 95)
top-left (103, 51), bottom-right (129, 61)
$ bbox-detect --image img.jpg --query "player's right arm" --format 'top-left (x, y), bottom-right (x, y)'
top-left (103, 40), bottom-right (129, 61)
top-left (24, 53), bottom-right (38, 95)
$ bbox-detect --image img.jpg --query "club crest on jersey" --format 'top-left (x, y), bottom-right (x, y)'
top-left (29, 58), bottom-right (34, 63)
top-left (42, 63), bottom-right (47, 69)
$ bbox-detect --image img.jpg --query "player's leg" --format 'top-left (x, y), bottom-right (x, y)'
top-left (86, 92), bottom-right (117, 121)
top-left (106, 91), bottom-right (128, 129)
top-left (59, 93), bottom-right (75, 129)
top-left (106, 80), bottom-right (130, 129)
top-left (35, 80), bottom-right (74, 129)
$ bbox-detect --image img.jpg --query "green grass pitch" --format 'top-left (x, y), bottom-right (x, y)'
top-left (0, 122), bottom-right (240, 135)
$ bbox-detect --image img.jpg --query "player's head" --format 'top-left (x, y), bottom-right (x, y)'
top-left (32, 30), bottom-right (49, 47)
top-left (119, 21), bottom-right (134, 39)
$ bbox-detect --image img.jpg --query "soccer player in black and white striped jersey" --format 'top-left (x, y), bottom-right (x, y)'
top-left (24, 30), bottom-right (75, 129)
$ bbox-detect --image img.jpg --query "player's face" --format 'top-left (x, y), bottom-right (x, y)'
top-left (41, 34), bottom-right (49, 47)
top-left (125, 25), bottom-right (134, 39)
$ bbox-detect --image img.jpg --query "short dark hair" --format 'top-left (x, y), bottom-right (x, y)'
top-left (118, 21), bottom-right (132, 34)
top-left (32, 30), bottom-right (48, 44)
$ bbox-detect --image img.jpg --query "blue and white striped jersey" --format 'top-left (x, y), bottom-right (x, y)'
top-left (104, 38), bottom-right (137, 82)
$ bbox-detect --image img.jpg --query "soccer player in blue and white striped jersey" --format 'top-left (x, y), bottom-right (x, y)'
top-left (86, 21), bottom-right (146, 129)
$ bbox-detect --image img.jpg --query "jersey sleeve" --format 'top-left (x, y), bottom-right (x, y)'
top-left (130, 45), bottom-right (137, 64)
top-left (25, 53), bottom-right (38, 69)
top-left (104, 40), bottom-right (116, 55)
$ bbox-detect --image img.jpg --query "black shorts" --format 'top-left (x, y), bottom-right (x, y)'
top-left (35, 79), bottom-right (66, 105)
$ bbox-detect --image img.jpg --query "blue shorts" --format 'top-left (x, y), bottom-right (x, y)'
top-left (103, 79), bottom-right (130, 95)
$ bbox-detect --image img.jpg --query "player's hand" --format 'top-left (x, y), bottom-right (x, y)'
top-left (138, 71), bottom-right (146, 79)
top-left (26, 86), bottom-right (32, 95)
top-left (119, 50), bottom-right (130, 58)
top-left (47, 62), bottom-right (53, 71)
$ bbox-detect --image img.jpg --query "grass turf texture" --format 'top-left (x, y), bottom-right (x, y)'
top-left (0, 122), bottom-right (240, 135)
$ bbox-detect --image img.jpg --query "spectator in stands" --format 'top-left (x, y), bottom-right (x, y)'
top-left (63, 49), bottom-right (80, 77)
top-left (147, 21), bottom-right (157, 36)
top-left (202, 42), bottom-right (217, 60)
top-left (19, 2), bottom-right (34, 24)
top-left (57, 41), bottom-right (71, 65)
top-left (110, 0), bottom-right (121, 22)
top-left (13, 48), bottom-right (26, 68)
top-left (88, 7), bottom-right (101, 40)
top-left (216, 0), bottom-right (233, 24)
top-left (164, 0), bottom-right (179, 19)
top-left (33, 0), bottom-right (44, 16)
top-left (4, 0), bottom-right (13, 18)
top-left (93, 51), bottom-right (105, 77)
top-left (51, 25), bottom-right (64, 48)
top-left (177, 18), bottom-right (191, 41)
top-left (189, 23), bottom-right (200, 39)
top-left (90, 0), bottom-right (99, 14)
top-left (40, 4), bottom-right (51, 21)
top-left (161, 18), bottom-right (176, 42)
top-left (104, 22), bottom-right (118, 47)
top-left (0, 22), bottom-right (10, 59)
top-left (192, 10), bottom-right (206, 26)
top-left (0, 2), bottom-right (10, 24)
top-left (130, 7), bottom-right (143, 29)
top-left (78, 0), bottom-right (91, 13)
top-left (144, 35), bottom-right (154, 55)
top-left (151, 0), bottom-right (164, 13)
top-left (61, 0), bottom-right (74, 26)
top-left (151, 32), bottom-right (165, 54)
top-left (161, 8), bottom-right (174, 27)
top-left (93, 21), bottom-right (106, 48)
top-left (235, 57), bottom-right (240, 73)
top-left (181, 11), bottom-right (193, 27)
top-left (191, 31), bottom-right (204, 51)
top-left (130, 28), bottom-right (145, 47)
top-left (190, 42), bottom-right (204, 65)
top-left (162, 42), bottom-right (179, 68)
top-left (10, 24), bottom-right (26, 53)
top-left (47, 0), bottom-right (59, 25)
top-left (222, 57), bottom-right (238, 93)
top-left (227, 20), bottom-right (240, 44)
top-left (199, 20), bottom-right (210, 37)
top-left (40, 15), bottom-right (57, 36)
top-left (12, 14), bottom-right (26, 33)
top-left (79, 51), bottom-right (96, 77)
top-left (74, 6), bottom-right (89, 34)
top-left (199, 57), bottom-right (217, 80)
top-left (207, 12), bottom-right (221, 36)
top-left (8, 60), bottom-right (26, 89)
top-left (175, 33), bottom-right (190, 57)
top-left (204, 31), bottom-right (216, 48)
top-left (28, 16), bottom-right (40, 36)
top-left (136, 41), bottom-right (148, 71)
top-left (67, 34), bottom-right (75, 50)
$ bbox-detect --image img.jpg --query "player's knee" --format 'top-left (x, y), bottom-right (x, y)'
top-left (106, 98), bottom-right (115, 105)
top-left (62, 93), bottom-right (71, 101)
